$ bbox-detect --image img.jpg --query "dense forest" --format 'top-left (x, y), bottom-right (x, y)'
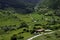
top-left (0, 0), bottom-right (40, 13)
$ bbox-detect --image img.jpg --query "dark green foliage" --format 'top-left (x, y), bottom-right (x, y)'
top-left (11, 34), bottom-right (17, 40)
top-left (34, 24), bottom-right (41, 26)
top-left (0, 0), bottom-right (40, 13)
top-left (40, 0), bottom-right (60, 9)
top-left (20, 22), bottom-right (29, 28)
top-left (18, 36), bottom-right (24, 39)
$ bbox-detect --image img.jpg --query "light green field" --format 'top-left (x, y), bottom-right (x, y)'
top-left (33, 30), bottom-right (60, 40)
top-left (0, 10), bottom-right (60, 40)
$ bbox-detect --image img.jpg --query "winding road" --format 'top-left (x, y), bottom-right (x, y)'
top-left (27, 31), bottom-right (55, 40)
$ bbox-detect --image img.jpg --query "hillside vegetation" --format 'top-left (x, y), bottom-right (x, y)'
top-left (0, 0), bottom-right (41, 13)
top-left (0, 0), bottom-right (60, 40)
top-left (33, 30), bottom-right (60, 40)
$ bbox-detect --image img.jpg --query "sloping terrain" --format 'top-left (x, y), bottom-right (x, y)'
top-left (0, 0), bottom-right (41, 13)
top-left (33, 30), bottom-right (60, 40)
top-left (0, 0), bottom-right (60, 40)
top-left (0, 8), bottom-right (60, 40)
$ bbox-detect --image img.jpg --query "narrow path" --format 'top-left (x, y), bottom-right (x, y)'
top-left (27, 31), bottom-right (55, 40)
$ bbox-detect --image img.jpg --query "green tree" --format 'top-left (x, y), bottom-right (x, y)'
top-left (11, 34), bottom-right (17, 40)
top-left (20, 22), bottom-right (29, 28)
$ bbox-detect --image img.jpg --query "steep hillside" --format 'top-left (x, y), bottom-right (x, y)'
top-left (35, 0), bottom-right (60, 16)
top-left (0, 8), bottom-right (60, 40)
top-left (0, 0), bottom-right (41, 13)
top-left (0, 0), bottom-right (60, 40)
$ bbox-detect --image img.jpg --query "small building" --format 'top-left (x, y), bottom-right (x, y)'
top-left (34, 29), bottom-right (45, 35)
top-left (36, 29), bottom-right (45, 32)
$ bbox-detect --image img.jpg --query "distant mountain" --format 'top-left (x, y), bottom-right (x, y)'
top-left (0, 0), bottom-right (41, 13)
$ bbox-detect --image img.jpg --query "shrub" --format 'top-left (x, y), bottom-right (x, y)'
top-left (11, 34), bottom-right (17, 40)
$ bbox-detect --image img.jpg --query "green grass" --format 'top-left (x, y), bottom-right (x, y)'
top-left (0, 10), bottom-right (60, 40)
top-left (33, 30), bottom-right (60, 40)
top-left (0, 28), bottom-right (33, 40)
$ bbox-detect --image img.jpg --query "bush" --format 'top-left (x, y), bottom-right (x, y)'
top-left (18, 35), bottom-right (24, 39)
top-left (11, 34), bottom-right (17, 40)
top-left (20, 22), bottom-right (29, 28)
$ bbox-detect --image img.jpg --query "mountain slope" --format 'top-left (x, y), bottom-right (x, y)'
top-left (35, 0), bottom-right (60, 16)
top-left (0, 0), bottom-right (41, 13)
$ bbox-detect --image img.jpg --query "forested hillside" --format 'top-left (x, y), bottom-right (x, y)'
top-left (0, 0), bottom-right (60, 40)
top-left (35, 0), bottom-right (60, 16)
top-left (0, 0), bottom-right (41, 13)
